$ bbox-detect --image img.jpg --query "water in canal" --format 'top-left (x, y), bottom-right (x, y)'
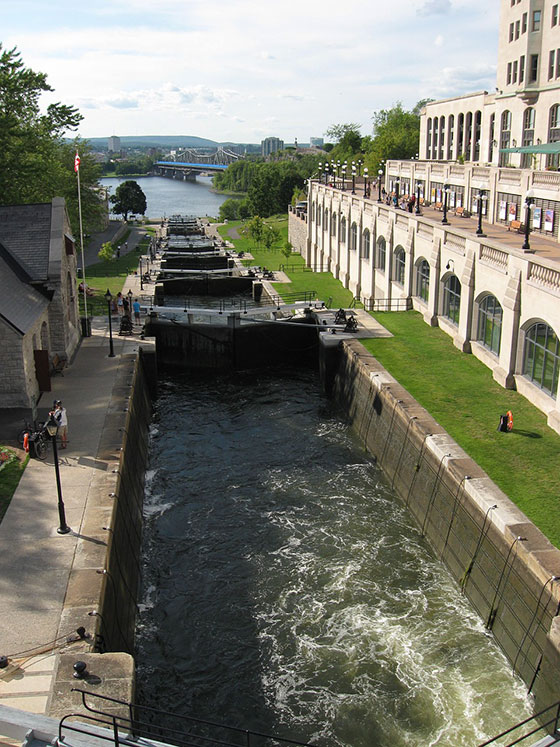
top-left (100, 175), bottom-right (229, 219)
top-left (135, 367), bottom-right (532, 746)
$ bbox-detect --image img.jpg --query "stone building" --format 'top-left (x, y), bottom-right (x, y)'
top-left (0, 198), bottom-right (81, 420)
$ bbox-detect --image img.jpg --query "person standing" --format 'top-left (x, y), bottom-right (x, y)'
top-left (133, 298), bottom-right (141, 325)
top-left (116, 292), bottom-right (124, 316)
top-left (54, 401), bottom-right (68, 449)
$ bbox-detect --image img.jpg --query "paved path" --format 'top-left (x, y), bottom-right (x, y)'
top-left (0, 269), bottom-right (152, 715)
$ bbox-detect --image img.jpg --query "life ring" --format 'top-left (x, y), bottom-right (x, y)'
top-left (507, 410), bottom-right (513, 432)
top-left (23, 432), bottom-right (29, 453)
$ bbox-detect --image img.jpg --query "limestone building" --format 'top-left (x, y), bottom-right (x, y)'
top-left (421, 0), bottom-right (560, 168)
top-left (0, 198), bottom-right (81, 419)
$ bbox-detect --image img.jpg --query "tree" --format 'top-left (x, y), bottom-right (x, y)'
top-left (110, 180), bottom-right (147, 221)
top-left (262, 224), bottom-right (280, 252)
top-left (98, 241), bottom-right (116, 262)
top-left (247, 215), bottom-right (264, 248)
top-left (366, 102), bottom-right (423, 171)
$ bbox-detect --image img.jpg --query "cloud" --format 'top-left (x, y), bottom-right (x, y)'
top-left (107, 96), bottom-right (139, 109)
top-left (417, 0), bottom-right (452, 15)
top-left (434, 34), bottom-right (444, 47)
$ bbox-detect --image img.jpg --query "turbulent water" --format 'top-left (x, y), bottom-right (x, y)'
top-left (135, 368), bottom-right (532, 746)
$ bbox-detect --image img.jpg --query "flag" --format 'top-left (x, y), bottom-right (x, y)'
top-left (74, 153), bottom-right (80, 173)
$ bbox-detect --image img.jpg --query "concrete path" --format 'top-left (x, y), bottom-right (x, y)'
top-left (0, 269), bottom-right (152, 715)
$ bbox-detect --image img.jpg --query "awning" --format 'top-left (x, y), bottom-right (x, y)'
top-left (499, 142), bottom-right (560, 154)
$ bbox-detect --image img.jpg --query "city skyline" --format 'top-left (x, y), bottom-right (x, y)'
top-left (4, 0), bottom-right (500, 143)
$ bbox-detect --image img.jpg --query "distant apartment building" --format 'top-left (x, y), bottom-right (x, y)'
top-left (310, 137), bottom-right (324, 147)
top-left (261, 137), bottom-right (284, 157)
top-left (108, 136), bottom-right (121, 154)
top-left (420, 0), bottom-right (560, 169)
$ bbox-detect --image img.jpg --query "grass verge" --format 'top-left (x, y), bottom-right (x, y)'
top-left (0, 450), bottom-right (29, 523)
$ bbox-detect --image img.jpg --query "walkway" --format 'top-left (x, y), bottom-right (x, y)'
top-left (0, 269), bottom-right (152, 715)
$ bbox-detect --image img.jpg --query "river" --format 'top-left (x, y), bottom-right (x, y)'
top-left (135, 367), bottom-right (532, 747)
top-left (100, 175), bottom-right (229, 219)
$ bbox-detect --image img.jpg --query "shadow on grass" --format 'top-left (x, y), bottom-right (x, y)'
top-left (510, 430), bottom-right (542, 439)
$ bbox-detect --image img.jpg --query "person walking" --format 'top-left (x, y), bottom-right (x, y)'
top-left (133, 298), bottom-right (141, 325)
top-left (54, 401), bottom-right (68, 449)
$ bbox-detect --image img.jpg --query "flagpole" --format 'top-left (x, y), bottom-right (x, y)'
top-left (75, 152), bottom-right (88, 320)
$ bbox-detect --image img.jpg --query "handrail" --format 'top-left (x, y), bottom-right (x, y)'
top-left (477, 699), bottom-right (560, 746)
top-left (362, 297), bottom-right (413, 312)
top-left (279, 264), bottom-right (329, 273)
top-left (59, 689), bottom-right (315, 747)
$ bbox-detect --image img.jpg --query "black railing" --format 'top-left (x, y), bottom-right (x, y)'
top-left (363, 297), bottom-right (413, 312)
top-left (279, 264), bottom-right (329, 273)
top-left (60, 689), bottom-right (315, 747)
top-left (477, 699), bottom-right (560, 746)
top-left (266, 290), bottom-right (318, 307)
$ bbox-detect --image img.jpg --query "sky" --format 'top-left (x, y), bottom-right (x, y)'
top-left (2, 0), bottom-right (500, 144)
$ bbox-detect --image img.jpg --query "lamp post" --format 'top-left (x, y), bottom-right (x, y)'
top-left (324, 163), bottom-right (329, 185)
top-left (475, 192), bottom-right (488, 236)
top-left (357, 159), bottom-right (363, 176)
top-left (377, 169), bottom-right (384, 202)
top-left (363, 167), bottom-right (369, 198)
top-left (442, 182), bottom-right (450, 225)
top-left (336, 160), bottom-right (341, 177)
top-left (351, 163), bottom-right (356, 194)
top-left (394, 178), bottom-right (400, 207)
top-left (522, 189), bottom-right (535, 252)
top-left (415, 181), bottom-right (422, 215)
top-left (104, 289), bottom-right (116, 358)
top-left (139, 257), bottom-right (144, 290)
top-left (341, 164), bottom-right (347, 191)
top-left (45, 413), bottom-right (71, 535)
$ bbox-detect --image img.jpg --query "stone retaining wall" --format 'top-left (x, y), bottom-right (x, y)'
top-left (327, 337), bottom-right (560, 714)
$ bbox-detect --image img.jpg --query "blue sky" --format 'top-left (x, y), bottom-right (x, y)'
top-left (2, 0), bottom-right (500, 143)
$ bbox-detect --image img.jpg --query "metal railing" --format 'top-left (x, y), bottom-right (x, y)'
top-left (59, 689), bottom-right (315, 747)
top-left (362, 297), bottom-right (413, 312)
top-left (265, 290), bottom-right (318, 307)
top-left (278, 264), bottom-right (330, 273)
top-left (477, 700), bottom-right (560, 746)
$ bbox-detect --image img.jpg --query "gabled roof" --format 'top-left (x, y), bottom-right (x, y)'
top-left (0, 203), bottom-right (52, 281)
top-left (0, 243), bottom-right (49, 335)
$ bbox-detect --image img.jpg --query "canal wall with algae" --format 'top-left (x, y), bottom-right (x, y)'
top-left (326, 337), bottom-right (560, 714)
top-left (48, 348), bottom-right (155, 718)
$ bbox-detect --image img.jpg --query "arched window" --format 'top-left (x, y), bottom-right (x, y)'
top-left (547, 105), bottom-right (560, 168)
top-left (427, 118), bottom-right (432, 158)
top-left (473, 110), bottom-right (482, 161)
top-left (448, 115), bottom-right (455, 160)
top-left (457, 113), bottom-right (465, 158)
top-left (477, 295), bottom-right (502, 354)
top-left (377, 237), bottom-right (386, 270)
top-left (323, 208), bottom-right (329, 231)
top-left (523, 323), bottom-right (560, 397)
top-left (488, 113), bottom-right (496, 162)
top-left (394, 246), bottom-right (406, 285)
top-left (499, 110), bottom-right (512, 166)
top-left (464, 111), bottom-right (473, 160)
top-left (439, 116), bottom-right (445, 160)
top-left (416, 259), bottom-right (430, 302)
top-left (521, 107), bottom-right (536, 167)
top-left (363, 229), bottom-right (370, 260)
top-left (331, 212), bottom-right (337, 236)
top-left (433, 116), bottom-right (439, 158)
top-left (340, 217), bottom-right (346, 244)
top-left (317, 206), bottom-right (321, 226)
top-left (443, 275), bottom-right (461, 325)
top-left (350, 222), bottom-right (358, 251)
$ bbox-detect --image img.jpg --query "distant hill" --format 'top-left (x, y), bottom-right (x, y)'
top-left (82, 135), bottom-right (258, 149)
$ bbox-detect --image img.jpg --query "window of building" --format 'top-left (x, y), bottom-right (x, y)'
top-left (550, 50), bottom-right (555, 80)
top-left (350, 222), bottom-right (358, 251)
top-left (556, 49), bottom-right (560, 78)
top-left (416, 260), bottom-right (430, 303)
top-left (377, 237), bottom-right (386, 271)
top-left (515, 19), bottom-right (520, 38)
top-left (513, 59), bottom-right (518, 83)
top-left (323, 208), bottom-right (328, 231)
top-left (507, 62), bottom-right (512, 85)
top-left (499, 110), bottom-right (512, 166)
top-left (317, 206), bottom-right (321, 226)
top-left (522, 12), bottom-right (527, 32)
top-left (340, 216), bottom-right (346, 243)
top-left (533, 9), bottom-right (542, 30)
top-left (509, 21), bottom-right (514, 41)
top-left (443, 275), bottom-right (461, 325)
top-left (547, 105), bottom-right (560, 167)
top-left (530, 54), bottom-right (539, 82)
top-left (448, 115), bottom-right (455, 159)
top-left (553, 4), bottom-right (558, 26)
top-left (523, 323), bottom-right (560, 397)
top-left (488, 113), bottom-right (496, 161)
top-left (520, 54), bottom-right (525, 81)
top-left (521, 107), bottom-right (536, 167)
top-left (363, 229), bottom-right (370, 260)
top-left (477, 295), bottom-right (502, 355)
top-left (331, 212), bottom-right (337, 236)
top-left (427, 118), bottom-right (432, 157)
top-left (394, 247), bottom-right (406, 285)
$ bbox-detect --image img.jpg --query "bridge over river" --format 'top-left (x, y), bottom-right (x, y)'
top-left (154, 160), bottom-right (229, 180)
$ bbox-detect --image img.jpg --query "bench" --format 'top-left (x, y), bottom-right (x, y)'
top-left (51, 354), bottom-right (66, 377)
top-left (455, 207), bottom-right (471, 218)
top-left (508, 219), bottom-right (524, 233)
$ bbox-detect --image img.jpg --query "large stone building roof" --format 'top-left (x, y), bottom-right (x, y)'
top-left (0, 244), bottom-right (49, 335)
top-left (0, 203), bottom-right (53, 281)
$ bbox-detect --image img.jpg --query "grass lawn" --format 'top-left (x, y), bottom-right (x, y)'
top-left (361, 311), bottom-right (560, 548)
top-left (79, 234), bottom-right (150, 316)
top-left (0, 451), bottom-right (28, 523)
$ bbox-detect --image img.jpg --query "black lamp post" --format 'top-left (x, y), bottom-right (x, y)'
top-left (341, 164), bottom-right (347, 191)
top-left (45, 414), bottom-right (71, 535)
top-left (357, 159), bottom-right (363, 176)
top-left (476, 192), bottom-right (487, 236)
top-left (522, 190), bottom-right (535, 252)
top-left (442, 183), bottom-right (450, 225)
top-left (363, 167), bottom-right (369, 198)
top-left (351, 163), bottom-right (356, 194)
top-left (416, 181), bottom-right (422, 215)
top-left (336, 160), bottom-right (341, 177)
top-left (377, 169), bottom-right (384, 202)
top-left (394, 178), bottom-right (400, 207)
top-left (139, 257), bottom-right (144, 290)
top-left (104, 289), bottom-right (115, 358)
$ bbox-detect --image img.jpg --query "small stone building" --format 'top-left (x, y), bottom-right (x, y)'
top-left (0, 198), bottom-right (80, 422)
